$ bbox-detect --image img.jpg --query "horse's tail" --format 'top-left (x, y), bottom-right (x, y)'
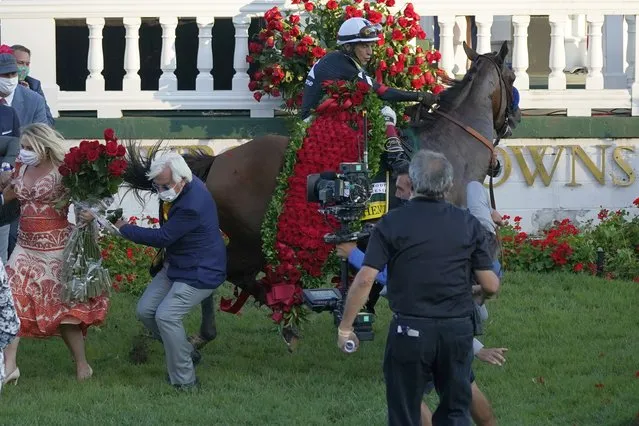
top-left (122, 140), bottom-right (156, 192)
top-left (183, 149), bottom-right (215, 182)
top-left (122, 140), bottom-right (216, 196)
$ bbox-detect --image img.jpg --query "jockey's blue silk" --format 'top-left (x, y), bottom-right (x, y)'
top-left (511, 86), bottom-right (520, 111)
top-left (300, 50), bottom-right (425, 119)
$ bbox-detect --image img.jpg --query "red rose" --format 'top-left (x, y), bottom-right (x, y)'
top-left (424, 72), bottom-right (435, 85)
top-left (411, 78), bottom-right (424, 90)
top-left (367, 10), bottom-right (383, 24)
top-left (356, 81), bottom-right (370, 93)
top-left (78, 141), bottom-right (90, 155)
top-left (103, 128), bottom-right (115, 141)
top-left (105, 140), bottom-right (119, 157)
top-left (86, 149), bottom-right (100, 162)
top-left (432, 84), bottom-right (444, 95)
top-left (312, 46), bottom-right (326, 58)
top-left (58, 164), bottom-right (70, 176)
top-left (271, 311), bottom-right (283, 323)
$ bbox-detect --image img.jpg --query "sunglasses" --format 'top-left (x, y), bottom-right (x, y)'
top-left (359, 24), bottom-right (382, 38)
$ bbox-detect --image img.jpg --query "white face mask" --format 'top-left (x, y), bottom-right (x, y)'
top-left (19, 149), bottom-right (40, 166)
top-left (158, 188), bottom-right (178, 202)
top-left (0, 76), bottom-right (18, 97)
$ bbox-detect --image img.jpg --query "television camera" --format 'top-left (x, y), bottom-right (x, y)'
top-left (302, 161), bottom-right (376, 341)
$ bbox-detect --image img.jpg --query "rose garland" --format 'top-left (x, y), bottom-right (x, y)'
top-left (248, 0), bottom-right (444, 111)
top-left (260, 81), bottom-right (385, 328)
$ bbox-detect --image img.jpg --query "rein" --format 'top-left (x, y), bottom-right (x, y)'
top-left (415, 54), bottom-right (511, 210)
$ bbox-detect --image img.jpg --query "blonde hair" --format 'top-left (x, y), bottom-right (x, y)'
top-left (20, 123), bottom-right (67, 166)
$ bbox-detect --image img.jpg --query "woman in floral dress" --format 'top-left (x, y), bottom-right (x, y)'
top-left (0, 260), bottom-right (19, 391)
top-left (2, 123), bottom-right (109, 383)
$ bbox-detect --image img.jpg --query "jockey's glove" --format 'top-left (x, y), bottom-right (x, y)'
top-left (417, 91), bottom-right (439, 107)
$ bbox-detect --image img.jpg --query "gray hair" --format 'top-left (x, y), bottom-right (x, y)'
top-left (408, 150), bottom-right (454, 199)
top-left (147, 151), bottom-right (193, 183)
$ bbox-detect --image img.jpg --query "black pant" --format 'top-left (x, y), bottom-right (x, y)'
top-left (383, 315), bottom-right (474, 426)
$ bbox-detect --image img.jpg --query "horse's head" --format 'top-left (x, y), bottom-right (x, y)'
top-left (462, 41), bottom-right (521, 139)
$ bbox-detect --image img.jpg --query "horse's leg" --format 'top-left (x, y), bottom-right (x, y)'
top-left (189, 239), bottom-right (267, 350)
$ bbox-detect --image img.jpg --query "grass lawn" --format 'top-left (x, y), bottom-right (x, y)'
top-left (1, 272), bottom-right (638, 425)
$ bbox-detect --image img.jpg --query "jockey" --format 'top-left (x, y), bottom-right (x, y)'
top-left (300, 17), bottom-right (439, 172)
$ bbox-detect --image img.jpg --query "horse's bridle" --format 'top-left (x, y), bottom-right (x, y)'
top-left (433, 54), bottom-right (513, 151)
top-left (428, 54), bottom-right (514, 209)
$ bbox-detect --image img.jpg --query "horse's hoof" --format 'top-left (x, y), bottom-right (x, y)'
top-left (129, 334), bottom-right (150, 365)
top-left (188, 332), bottom-right (216, 350)
top-left (281, 327), bottom-right (300, 353)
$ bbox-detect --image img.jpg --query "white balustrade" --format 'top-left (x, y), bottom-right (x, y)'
top-left (437, 15), bottom-right (456, 78)
top-left (122, 17), bottom-right (141, 92)
top-left (511, 15), bottom-right (530, 90)
top-left (632, 15), bottom-right (639, 115)
top-left (159, 17), bottom-right (178, 92)
top-left (1, 0), bottom-right (639, 118)
top-left (196, 17), bottom-right (215, 92)
top-left (626, 16), bottom-right (636, 88)
top-left (586, 14), bottom-right (605, 90)
top-left (231, 14), bottom-right (251, 94)
top-left (474, 14), bottom-right (493, 54)
top-left (452, 16), bottom-right (468, 76)
top-left (548, 14), bottom-right (567, 90)
top-left (85, 18), bottom-right (105, 92)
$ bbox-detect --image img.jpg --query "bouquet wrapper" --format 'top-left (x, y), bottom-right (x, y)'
top-left (60, 197), bottom-right (114, 303)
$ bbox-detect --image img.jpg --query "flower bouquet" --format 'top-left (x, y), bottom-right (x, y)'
top-left (58, 128), bottom-right (128, 302)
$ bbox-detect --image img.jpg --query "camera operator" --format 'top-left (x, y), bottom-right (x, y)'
top-left (337, 165), bottom-right (506, 426)
top-left (337, 149), bottom-right (500, 425)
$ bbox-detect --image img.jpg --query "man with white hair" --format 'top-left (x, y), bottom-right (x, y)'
top-left (115, 152), bottom-right (227, 390)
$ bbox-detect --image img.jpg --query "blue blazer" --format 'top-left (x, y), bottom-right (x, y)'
top-left (12, 85), bottom-right (47, 129)
top-left (24, 76), bottom-right (55, 127)
top-left (0, 105), bottom-right (20, 137)
top-left (119, 177), bottom-right (227, 290)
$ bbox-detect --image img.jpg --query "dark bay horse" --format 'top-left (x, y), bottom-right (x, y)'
top-left (123, 41), bottom-right (520, 350)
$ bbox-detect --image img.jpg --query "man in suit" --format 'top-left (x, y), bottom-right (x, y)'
top-left (0, 134), bottom-right (20, 263)
top-left (11, 45), bottom-right (55, 127)
top-left (0, 105), bottom-right (20, 138)
top-left (114, 152), bottom-right (227, 390)
top-left (0, 46), bottom-right (47, 128)
top-left (0, 46), bottom-right (47, 260)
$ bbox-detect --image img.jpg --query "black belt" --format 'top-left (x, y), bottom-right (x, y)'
top-left (393, 313), bottom-right (472, 321)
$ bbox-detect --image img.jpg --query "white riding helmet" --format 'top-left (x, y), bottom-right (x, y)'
top-left (337, 17), bottom-right (382, 46)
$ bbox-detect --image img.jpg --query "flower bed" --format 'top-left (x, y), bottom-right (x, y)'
top-left (98, 216), bottom-right (159, 296)
top-left (499, 198), bottom-right (639, 282)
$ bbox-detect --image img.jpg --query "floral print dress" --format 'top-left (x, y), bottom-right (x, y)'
top-left (0, 260), bottom-right (19, 388)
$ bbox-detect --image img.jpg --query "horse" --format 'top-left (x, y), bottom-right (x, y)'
top-left (122, 41), bottom-right (520, 351)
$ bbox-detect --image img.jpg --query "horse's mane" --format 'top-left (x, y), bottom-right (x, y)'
top-left (409, 68), bottom-right (478, 132)
top-left (182, 150), bottom-right (215, 182)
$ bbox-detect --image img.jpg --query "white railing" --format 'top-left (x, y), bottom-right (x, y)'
top-left (1, 0), bottom-right (639, 118)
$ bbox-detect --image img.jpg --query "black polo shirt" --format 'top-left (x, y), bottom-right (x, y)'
top-left (363, 197), bottom-right (494, 318)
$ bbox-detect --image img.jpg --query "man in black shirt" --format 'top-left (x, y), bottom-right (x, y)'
top-left (337, 149), bottom-right (500, 426)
